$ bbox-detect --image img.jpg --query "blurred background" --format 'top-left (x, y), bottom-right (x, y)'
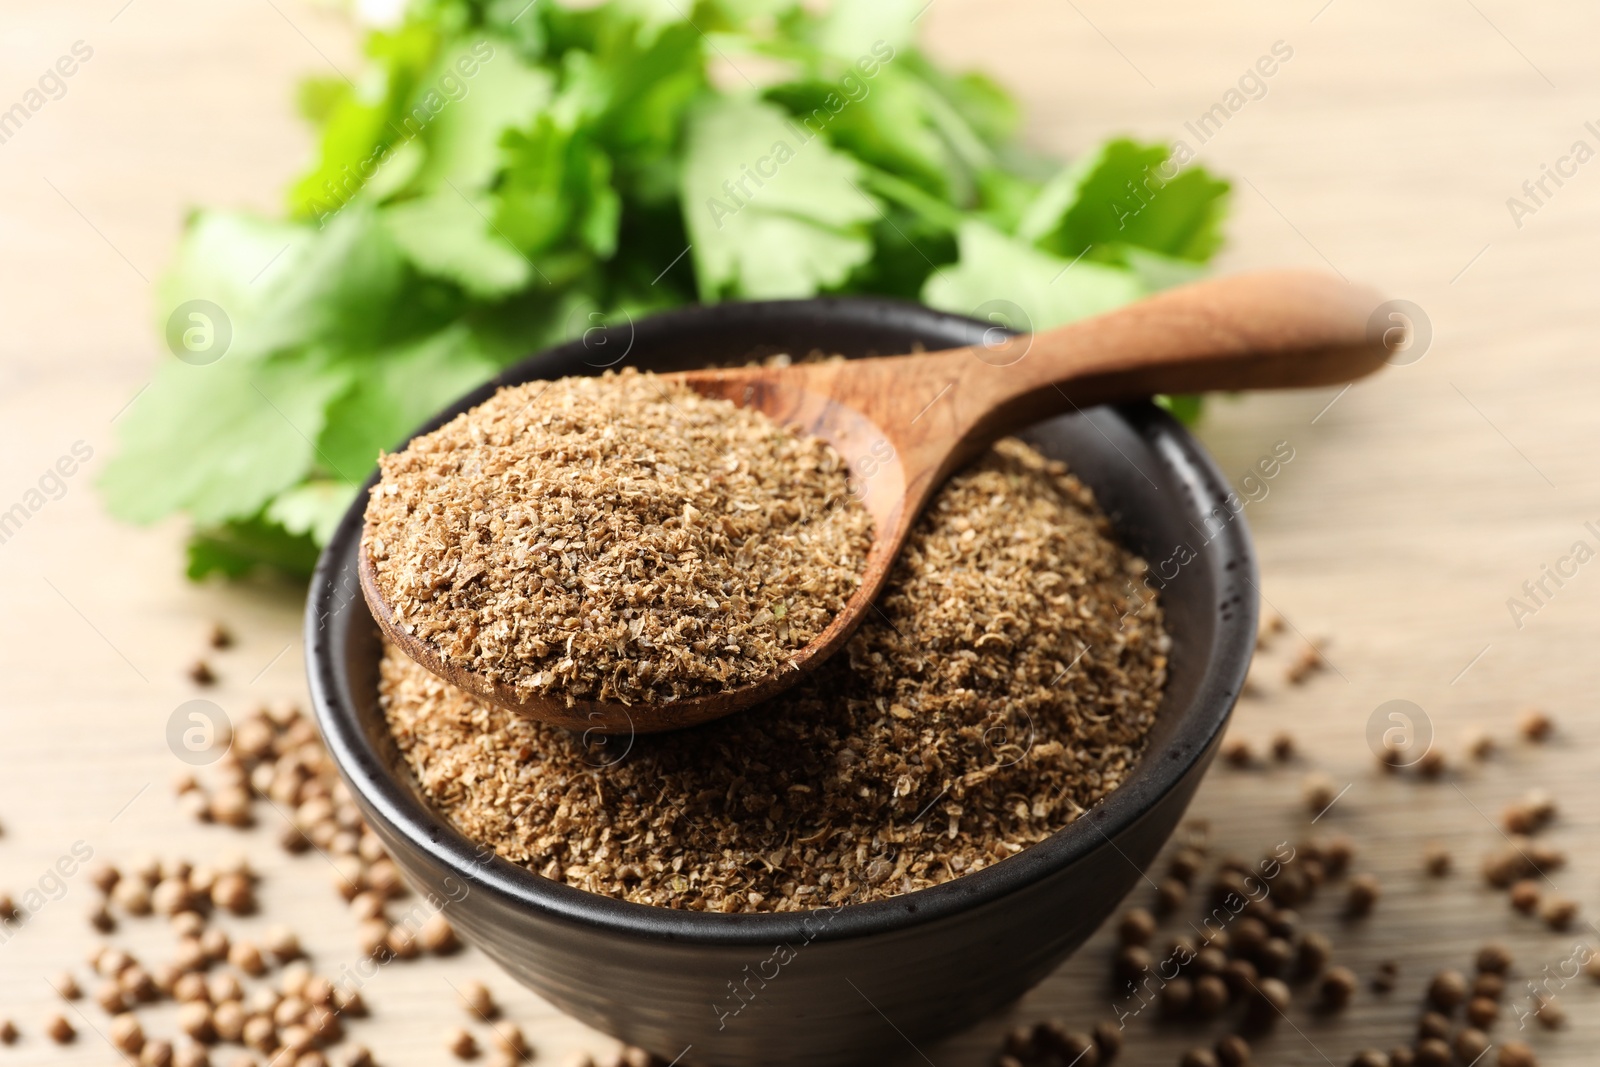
top-left (2, 0), bottom-right (1598, 1063)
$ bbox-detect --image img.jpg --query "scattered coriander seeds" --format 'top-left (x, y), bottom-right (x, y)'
top-left (1270, 732), bottom-right (1295, 761)
top-left (1092, 1020), bottom-right (1122, 1061)
top-left (44, 1014), bottom-right (74, 1043)
top-left (1246, 978), bottom-right (1290, 1028)
top-left (459, 980), bottom-right (496, 1020)
top-left (1509, 879), bottom-right (1540, 914)
top-left (365, 370), bottom-right (874, 708)
top-left (1540, 893), bottom-right (1578, 930)
top-left (1119, 908), bottom-right (1155, 946)
top-left (1222, 738), bottom-right (1254, 767)
top-left (1345, 873), bottom-right (1380, 917)
top-left (112, 1012), bottom-right (145, 1053)
top-left (1302, 773), bottom-right (1336, 813)
top-left (1155, 877), bottom-right (1188, 916)
top-left (54, 970), bottom-right (80, 999)
top-left (1426, 969), bottom-right (1466, 1011)
top-left (1319, 966), bottom-right (1358, 1010)
top-left (1296, 931), bottom-right (1331, 977)
top-left (446, 1027), bottom-right (477, 1059)
top-left (1517, 708), bottom-right (1553, 741)
top-left (1472, 940), bottom-right (1510, 979)
top-left (1160, 977), bottom-right (1194, 1017)
top-left (1453, 1029), bottom-right (1490, 1064)
top-left (420, 912), bottom-right (459, 954)
top-left (1417, 1011), bottom-right (1450, 1040)
top-left (229, 939), bottom-right (266, 976)
top-left (266, 925), bottom-right (302, 961)
top-left (141, 1038), bottom-right (175, 1067)
top-left (1215, 1034), bottom-right (1250, 1067)
top-left (1194, 974), bottom-right (1229, 1016)
top-left (1413, 1040), bottom-right (1450, 1067)
top-left (1533, 994), bottom-right (1565, 1029)
top-left (0, 1020), bottom-right (15, 1044)
top-left (1498, 1040), bottom-right (1537, 1067)
top-left (1421, 844), bottom-right (1451, 877)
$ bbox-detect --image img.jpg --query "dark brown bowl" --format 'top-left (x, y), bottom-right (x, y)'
top-left (306, 296), bottom-right (1256, 1067)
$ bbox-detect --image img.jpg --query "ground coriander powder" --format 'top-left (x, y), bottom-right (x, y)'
top-left (363, 369), bottom-right (872, 708)
top-left (381, 438), bottom-right (1168, 913)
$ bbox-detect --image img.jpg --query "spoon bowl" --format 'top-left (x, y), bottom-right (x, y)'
top-left (362, 268), bottom-right (1390, 732)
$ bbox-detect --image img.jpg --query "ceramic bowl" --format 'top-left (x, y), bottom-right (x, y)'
top-left (306, 296), bottom-right (1256, 1067)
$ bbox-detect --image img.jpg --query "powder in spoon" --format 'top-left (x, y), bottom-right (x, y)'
top-left (362, 369), bottom-right (872, 707)
top-left (380, 437), bottom-right (1168, 912)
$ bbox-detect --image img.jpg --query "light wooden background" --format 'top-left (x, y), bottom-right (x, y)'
top-left (3, 0), bottom-right (1600, 1063)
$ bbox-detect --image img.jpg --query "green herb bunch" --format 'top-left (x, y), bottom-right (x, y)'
top-left (100, 0), bottom-right (1230, 579)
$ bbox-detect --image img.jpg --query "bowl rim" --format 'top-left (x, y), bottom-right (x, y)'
top-left (306, 294), bottom-right (1256, 948)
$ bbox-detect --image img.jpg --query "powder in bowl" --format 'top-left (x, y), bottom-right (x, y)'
top-left (380, 438), bottom-right (1168, 913)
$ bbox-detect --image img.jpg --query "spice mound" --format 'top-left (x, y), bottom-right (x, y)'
top-left (382, 438), bottom-right (1168, 913)
top-left (363, 369), bottom-right (872, 707)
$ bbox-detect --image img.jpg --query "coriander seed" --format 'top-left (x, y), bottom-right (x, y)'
top-left (1117, 908), bottom-right (1155, 946)
top-left (111, 1012), bottom-right (145, 1053)
top-left (1541, 894), bottom-right (1577, 930)
top-left (1319, 966), bottom-right (1357, 1010)
top-left (1498, 1041), bottom-right (1537, 1067)
top-left (1215, 1034), bottom-right (1250, 1067)
top-left (1345, 873), bottom-right (1380, 917)
top-left (1517, 708), bottom-right (1552, 741)
top-left (459, 980), bottom-right (496, 1020)
top-left (1426, 969), bottom-right (1466, 1011)
top-left (1421, 844), bottom-right (1451, 877)
top-left (445, 1027), bottom-right (476, 1059)
top-left (1453, 1029), bottom-right (1489, 1063)
top-left (1092, 1020), bottom-right (1122, 1060)
top-left (1413, 1038), bottom-right (1450, 1067)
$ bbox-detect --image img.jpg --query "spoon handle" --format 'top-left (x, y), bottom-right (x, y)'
top-left (907, 268), bottom-right (1386, 461)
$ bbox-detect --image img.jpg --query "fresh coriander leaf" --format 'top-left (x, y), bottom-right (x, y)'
top-left (407, 39), bottom-right (553, 194)
top-left (186, 515), bottom-right (322, 581)
top-left (382, 191), bottom-right (533, 297)
top-left (158, 212), bottom-right (313, 345)
top-left (289, 20), bottom-right (442, 218)
top-left (1154, 393), bottom-right (1204, 425)
top-left (766, 66), bottom-right (955, 202)
top-left (317, 325), bottom-right (498, 478)
top-left (681, 97), bottom-right (879, 299)
top-left (100, 351), bottom-right (353, 526)
top-left (1120, 246), bottom-right (1207, 291)
top-left (1018, 138), bottom-right (1230, 262)
top-left (922, 220), bottom-right (1144, 330)
top-left (813, 0), bottom-right (918, 59)
top-left (264, 480), bottom-right (362, 546)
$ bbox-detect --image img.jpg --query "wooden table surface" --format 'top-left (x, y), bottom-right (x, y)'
top-left (4, 1), bottom-right (1599, 1063)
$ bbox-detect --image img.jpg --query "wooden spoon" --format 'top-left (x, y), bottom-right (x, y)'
top-left (361, 268), bottom-right (1390, 734)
